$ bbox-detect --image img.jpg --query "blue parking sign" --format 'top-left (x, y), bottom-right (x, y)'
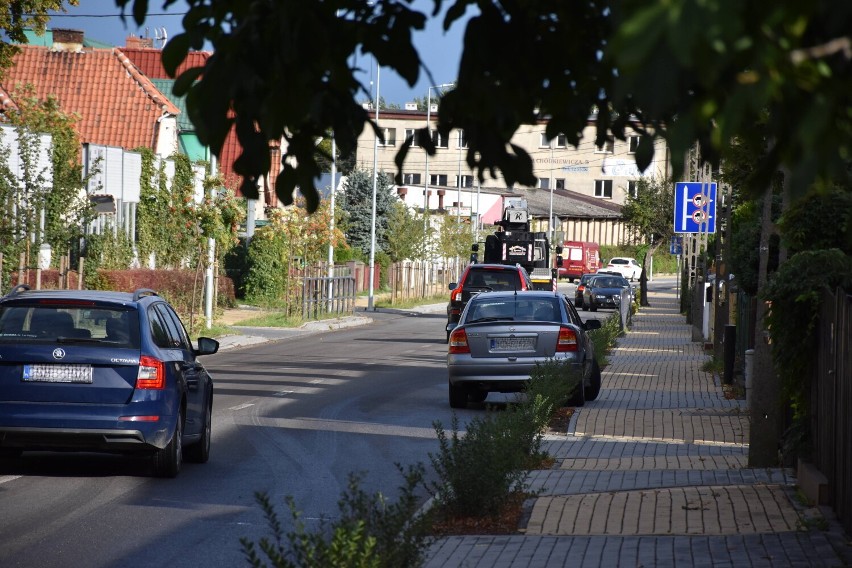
top-left (674, 182), bottom-right (716, 233)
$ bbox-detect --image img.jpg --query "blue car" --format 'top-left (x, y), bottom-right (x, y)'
top-left (0, 285), bottom-right (219, 477)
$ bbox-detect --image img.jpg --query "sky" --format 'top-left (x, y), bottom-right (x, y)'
top-left (46, 0), bottom-right (470, 105)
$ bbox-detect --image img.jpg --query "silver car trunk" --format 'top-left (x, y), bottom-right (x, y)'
top-left (463, 322), bottom-right (561, 359)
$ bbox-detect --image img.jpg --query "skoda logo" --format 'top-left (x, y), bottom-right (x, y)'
top-left (509, 326), bottom-right (516, 332)
top-left (52, 348), bottom-right (66, 360)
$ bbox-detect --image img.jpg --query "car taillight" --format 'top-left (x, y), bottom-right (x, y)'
top-left (556, 327), bottom-right (578, 352)
top-left (137, 355), bottom-right (165, 389)
top-left (450, 285), bottom-right (462, 303)
top-left (578, 285), bottom-right (585, 292)
top-left (449, 329), bottom-right (470, 354)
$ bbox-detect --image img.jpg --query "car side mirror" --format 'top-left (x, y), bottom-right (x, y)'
top-left (196, 336), bottom-right (220, 355)
top-left (449, 282), bottom-right (457, 291)
top-left (584, 319), bottom-right (602, 330)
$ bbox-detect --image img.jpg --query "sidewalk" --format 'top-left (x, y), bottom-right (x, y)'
top-left (424, 278), bottom-right (852, 567)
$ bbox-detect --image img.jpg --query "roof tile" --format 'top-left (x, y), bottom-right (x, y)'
top-left (2, 45), bottom-right (178, 151)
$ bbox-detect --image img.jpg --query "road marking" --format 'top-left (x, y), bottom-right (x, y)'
top-left (229, 403), bottom-right (255, 411)
top-left (0, 475), bottom-right (21, 485)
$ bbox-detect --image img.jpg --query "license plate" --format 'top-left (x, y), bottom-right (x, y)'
top-left (22, 364), bottom-right (93, 384)
top-left (491, 337), bottom-right (535, 351)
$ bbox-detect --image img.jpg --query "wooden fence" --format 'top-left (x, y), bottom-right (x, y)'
top-left (812, 287), bottom-right (852, 536)
top-left (387, 258), bottom-right (463, 305)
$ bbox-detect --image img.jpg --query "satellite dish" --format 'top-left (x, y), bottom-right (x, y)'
top-left (154, 27), bottom-right (168, 48)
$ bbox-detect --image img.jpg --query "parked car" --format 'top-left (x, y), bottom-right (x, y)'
top-left (446, 263), bottom-right (533, 342)
top-left (447, 290), bottom-right (602, 409)
top-left (603, 257), bottom-right (642, 281)
top-left (582, 274), bottom-right (632, 311)
top-left (0, 285), bottom-right (219, 477)
top-left (573, 273), bottom-right (599, 309)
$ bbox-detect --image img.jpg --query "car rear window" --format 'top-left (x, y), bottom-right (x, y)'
top-left (0, 304), bottom-right (140, 348)
top-left (467, 297), bottom-right (560, 321)
top-left (610, 259), bottom-right (628, 265)
top-left (465, 269), bottom-right (521, 291)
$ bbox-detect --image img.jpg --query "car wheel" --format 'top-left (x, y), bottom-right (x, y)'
top-left (589, 303), bottom-right (597, 312)
top-left (186, 392), bottom-right (212, 464)
top-left (449, 382), bottom-right (468, 409)
top-left (153, 409), bottom-right (183, 478)
top-left (468, 390), bottom-right (488, 404)
top-left (584, 359), bottom-right (602, 401)
top-left (569, 379), bottom-right (586, 407)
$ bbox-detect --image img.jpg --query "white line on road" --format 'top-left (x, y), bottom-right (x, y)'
top-left (229, 403), bottom-right (255, 411)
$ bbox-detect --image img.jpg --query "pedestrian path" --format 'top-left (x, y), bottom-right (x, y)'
top-left (424, 278), bottom-right (852, 567)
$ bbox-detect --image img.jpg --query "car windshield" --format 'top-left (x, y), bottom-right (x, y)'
top-left (0, 304), bottom-right (140, 348)
top-left (593, 278), bottom-right (623, 288)
top-left (467, 298), bottom-right (560, 322)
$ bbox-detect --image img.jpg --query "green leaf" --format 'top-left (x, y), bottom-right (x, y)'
top-left (161, 33), bottom-right (193, 79)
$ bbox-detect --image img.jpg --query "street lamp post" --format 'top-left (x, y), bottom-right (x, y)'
top-left (368, 66), bottom-right (381, 311)
top-left (549, 142), bottom-right (554, 245)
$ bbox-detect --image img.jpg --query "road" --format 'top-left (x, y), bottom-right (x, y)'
top-left (0, 281), bottom-right (607, 567)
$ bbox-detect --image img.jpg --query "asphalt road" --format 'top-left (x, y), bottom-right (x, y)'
top-left (0, 306), bottom-right (459, 567)
top-left (0, 280), bottom-right (612, 568)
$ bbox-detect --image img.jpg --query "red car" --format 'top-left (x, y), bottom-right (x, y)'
top-left (445, 264), bottom-right (533, 342)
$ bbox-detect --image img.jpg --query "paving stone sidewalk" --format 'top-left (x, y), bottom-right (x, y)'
top-left (424, 277), bottom-right (852, 567)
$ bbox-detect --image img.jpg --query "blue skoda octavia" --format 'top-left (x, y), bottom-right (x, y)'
top-left (0, 285), bottom-right (219, 477)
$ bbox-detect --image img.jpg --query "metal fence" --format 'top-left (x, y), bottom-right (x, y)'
top-left (812, 287), bottom-right (852, 536)
top-left (293, 258), bottom-right (463, 316)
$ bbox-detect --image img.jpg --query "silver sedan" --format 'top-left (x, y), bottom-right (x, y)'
top-left (446, 290), bottom-right (602, 409)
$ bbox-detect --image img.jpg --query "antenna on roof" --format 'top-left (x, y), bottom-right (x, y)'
top-left (154, 27), bottom-right (168, 48)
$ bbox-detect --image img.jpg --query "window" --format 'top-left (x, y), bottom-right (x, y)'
top-left (404, 128), bottom-right (419, 147)
top-left (458, 130), bottom-right (468, 148)
top-left (627, 180), bottom-right (638, 198)
top-left (148, 306), bottom-right (171, 348)
top-left (628, 135), bottom-right (640, 154)
top-left (539, 133), bottom-right (550, 148)
top-left (429, 174), bottom-right (448, 186)
top-left (378, 127), bottom-right (397, 147)
top-left (403, 173), bottom-right (421, 185)
top-left (555, 134), bottom-right (567, 148)
top-left (456, 175), bottom-right (473, 188)
top-left (539, 178), bottom-right (550, 190)
top-left (594, 139), bottom-right (614, 154)
top-left (431, 130), bottom-right (448, 148)
top-left (594, 179), bottom-right (613, 198)
top-left (555, 178), bottom-right (565, 190)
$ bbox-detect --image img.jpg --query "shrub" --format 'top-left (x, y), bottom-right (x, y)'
top-left (241, 466), bottom-right (431, 568)
top-left (428, 360), bottom-right (576, 520)
top-left (429, 413), bottom-right (530, 519)
top-left (589, 312), bottom-right (622, 367)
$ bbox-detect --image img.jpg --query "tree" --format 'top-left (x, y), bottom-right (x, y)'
top-left (116, 1), bottom-right (849, 214)
top-left (384, 200), bottom-right (425, 262)
top-left (339, 169), bottom-right (395, 257)
top-left (0, 86), bottom-right (93, 274)
top-left (0, 1), bottom-right (77, 79)
top-left (620, 177), bottom-right (674, 306)
top-left (435, 214), bottom-right (471, 262)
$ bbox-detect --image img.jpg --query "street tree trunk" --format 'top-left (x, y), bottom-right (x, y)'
top-left (748, 179), bottom-right (784, 467)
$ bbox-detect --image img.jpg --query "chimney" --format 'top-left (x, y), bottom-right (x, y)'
top-left (437, 189), bottom-right (445, 210)
top-left (52, 29), bottom-right (84, 52)
top-left (397, 187), bottom-right (407, 201)
top-left (404, 102), bottom-right (417, 111)
top-left (125, 35), bottom-right (154, 49)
